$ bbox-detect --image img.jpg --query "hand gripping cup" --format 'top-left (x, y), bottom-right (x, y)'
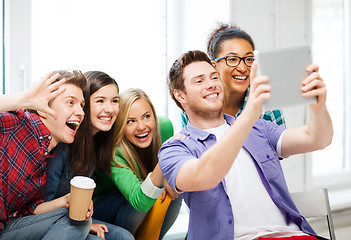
top-left (69, 176), bottom-right (96, 221)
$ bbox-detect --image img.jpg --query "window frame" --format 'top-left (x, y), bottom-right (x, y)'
top-left (306, 0), bottom-right (351, 191)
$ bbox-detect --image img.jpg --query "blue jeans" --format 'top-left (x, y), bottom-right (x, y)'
top-left (87, 219), bottom-right (134, 240)
top-left (0, 207), bottom-right (91, 240)
top-left (93, 189), bottom-right (182, 239)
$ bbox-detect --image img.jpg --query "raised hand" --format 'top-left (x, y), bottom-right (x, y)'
top-left (23, 72), bottom-right (67, 119)
top-left (244, 62), bottom-right (271, 120)
top-left (301, 64), bottom-right (327, 110)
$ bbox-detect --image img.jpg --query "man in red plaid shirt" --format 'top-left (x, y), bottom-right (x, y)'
top-left (0, 71), bottom-right (92, 240)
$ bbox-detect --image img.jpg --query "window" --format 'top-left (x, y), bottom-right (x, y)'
top-left (31, 0), bottom-right (168, 115)
top-left (166, 0), bottom-right (230, 131)
top-left (309, 0), bottom-right (351, 188)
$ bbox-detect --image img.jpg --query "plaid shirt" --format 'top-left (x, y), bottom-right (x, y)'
top-left (0, 109), bottom-right (54, 231)
top-left (181, 87), bottom-right (286, 127)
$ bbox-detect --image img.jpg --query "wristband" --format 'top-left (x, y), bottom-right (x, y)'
top-left (141, 172), bottom-right (165, 199)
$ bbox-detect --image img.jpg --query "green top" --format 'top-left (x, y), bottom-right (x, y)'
top-left (93, 116), bottom-right (174, 212)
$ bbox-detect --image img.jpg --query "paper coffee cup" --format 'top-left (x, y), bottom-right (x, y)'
top-left (69, 176), bottom-right (96, 221)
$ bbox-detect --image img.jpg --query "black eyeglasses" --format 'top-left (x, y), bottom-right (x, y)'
top-left (214, 55), bottom-right (254, 67)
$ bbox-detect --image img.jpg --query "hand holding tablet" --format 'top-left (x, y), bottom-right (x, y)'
top-left (253, 46), bottom-right (317, 110)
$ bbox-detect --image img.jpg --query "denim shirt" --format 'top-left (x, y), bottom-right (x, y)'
top-left (44, 143), bottom-right (71, 201)
top-left (159, 114), bottom-right (319, 240)
top-left (44, 143), bottom-right (96, 201)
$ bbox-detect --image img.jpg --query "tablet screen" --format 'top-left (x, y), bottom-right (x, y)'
top-left (254, 46), bottom-right (317, 111)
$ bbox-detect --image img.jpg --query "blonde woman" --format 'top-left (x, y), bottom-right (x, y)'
top-left (93, 88), bottom-right (181, 239)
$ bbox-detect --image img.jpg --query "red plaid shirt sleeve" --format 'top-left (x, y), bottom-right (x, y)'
top-left (0, 109), bottom-right (53, 230)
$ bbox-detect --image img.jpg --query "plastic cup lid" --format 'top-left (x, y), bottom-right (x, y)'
top-left (70, 176), bottom-right (96, 189)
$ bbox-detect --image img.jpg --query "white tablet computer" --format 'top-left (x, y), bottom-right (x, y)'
top-left (254, 46), bottom-right (317, 111)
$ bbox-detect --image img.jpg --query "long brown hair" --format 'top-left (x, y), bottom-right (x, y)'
top-left (113, 88), bottom-right (161, 180)
top-left (70, 71), bottom-right (119, 175)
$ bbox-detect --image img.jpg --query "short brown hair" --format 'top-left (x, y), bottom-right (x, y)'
top-left (47, 70), bottom-right (86, 107)
top-left (167, 50), bottom-right (212, 110)
top-left (52, 70), bottom-right (87, 90)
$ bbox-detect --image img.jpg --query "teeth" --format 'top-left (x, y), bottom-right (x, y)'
top-left (136, 132), bottom-right (148, 138)
top-left (99, 117), bottom-right (111, 121)
top-left (206, 93), bottom-right (217, 99)
top-left (66, 121), bottom-right (80, 131)
top-left (233, 76), bottom-right (247, 80)
top-left (66, 121), bottom-right (79, 125)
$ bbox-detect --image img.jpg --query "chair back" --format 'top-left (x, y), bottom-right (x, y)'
top-left (290, 188), bottom-right (336, 240)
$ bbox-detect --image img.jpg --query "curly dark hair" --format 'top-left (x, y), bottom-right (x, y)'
top-left (207, 23), bottom-right (255, 60)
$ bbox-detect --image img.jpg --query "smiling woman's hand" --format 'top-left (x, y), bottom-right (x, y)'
top-left (90, 223), bottom-right (108, 239)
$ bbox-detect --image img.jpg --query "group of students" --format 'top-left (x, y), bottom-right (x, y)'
top-left (0, 22), bottom-right (332, 240)
top-left (0, 68), bottom-right (181, 240)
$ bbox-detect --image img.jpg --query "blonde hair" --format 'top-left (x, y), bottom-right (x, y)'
top-left (113, 88), bottom-right (161, 180)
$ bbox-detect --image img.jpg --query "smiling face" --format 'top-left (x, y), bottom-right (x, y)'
top-left (90, 84), bottom-right (119, 135)
top-left (124, 98), bottom-right (156, 149)
top-left (176, 61), bottom-right (223, 119)
top-left (43, 83), bottom-right (85, 149)
top-left (214, 38), bottom-right (254, 95)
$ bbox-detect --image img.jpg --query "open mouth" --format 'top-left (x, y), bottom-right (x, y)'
top-left (135, 132), bottom-right (149, 140)
top-left (66, 121), bottom-right (80, 131)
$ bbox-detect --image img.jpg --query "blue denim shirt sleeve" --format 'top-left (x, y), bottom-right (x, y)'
top-left (44, 143), bottom-right (70, 201)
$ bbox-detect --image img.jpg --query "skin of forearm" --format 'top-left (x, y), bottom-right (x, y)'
top-left (149, 163), bottom-right (164, 188)
top-left (34, 194), bottom-right (69, 214)
top-left (281, 105), bottom-right (333, 158)
top-left (0, 93), bottom-right (30, 112)
top-left (296, 105), bottom-right (333, 154)
top-left (307, 105), bottom-right (333, 149)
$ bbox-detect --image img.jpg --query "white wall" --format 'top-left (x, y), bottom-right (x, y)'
top-left (230, 0), bottom-right (312, 192)
top-left (166, 0), bottom-right (231, 132)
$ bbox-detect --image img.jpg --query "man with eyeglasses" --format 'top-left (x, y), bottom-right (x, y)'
top-left (159, 50), bottom-right (332, 240)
